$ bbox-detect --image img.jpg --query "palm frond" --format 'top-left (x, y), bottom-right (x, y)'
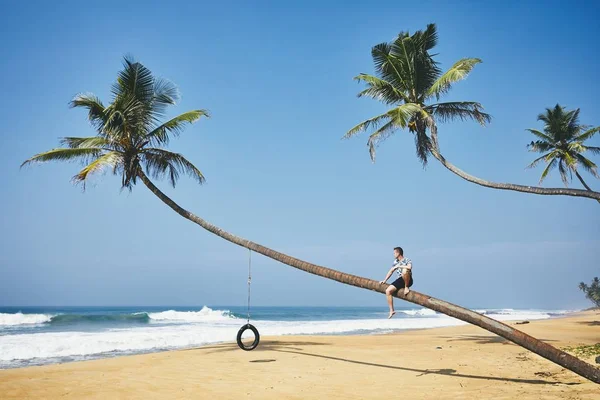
top-left (566, 108), bottom-right (581, 138)
top-left (584, 146), bottom-right (600, 155)
top-left (69, 94), bottom-right (106, 131)
top-left (414, 126), bottom-right (432, 166)
top-left (354, 74), bottom-right (409, 104)
top-left (146, 110), bottom-right (210, 146)
top-left (413, 23), bottom-right (438, 52)
top-left (539, 158), bottom-right (557, 183)
top-left (574, 154), bottom-right (599, 178)
top-left (59, 136), bottom-right (112, 149)
top-left (141, 148), bottom-right (205, 187)
top-left (387, 103), bottom-right (422, 127)
top-left (151, 78), bottom-right (180, 119)
top-left (527, 140), bottom-right (554, 153)
top-left (371, 42), bottom-right (412, 93)
top-left (558, 160), bottom-right (571, 186)
top-left (525, 128), bottom-right (554, 143)
top-left (526, 152), bottom-right (553, 169)
top-left (72, 151), bottom-right (124, 188)
top-left (345, 112), bottom-right (392, 139)
top-left (575, 126), bottom-right (600, 142)
top-left (21, 148), bottom-right (104, 168)
top-left (367, 120), bottom-right (396, 162)
top-left (111, 55), bottom-right (154, 105)
top-left (426, 101), bottom-right (491, 125)
top-left (426, 58), bottom-right (482, 100)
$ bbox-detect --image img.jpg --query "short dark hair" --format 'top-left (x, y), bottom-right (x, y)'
top-left (393, 247), bottom-right (403, 256)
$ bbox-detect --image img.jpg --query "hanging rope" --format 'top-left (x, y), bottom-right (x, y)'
top-left (237, 249), bottom-right (260, 351)
top-left (247, 249), bottom-right (251, 324)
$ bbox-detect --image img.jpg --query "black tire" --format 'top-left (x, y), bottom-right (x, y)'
top-left (236, 324), bottom-right (260, 351)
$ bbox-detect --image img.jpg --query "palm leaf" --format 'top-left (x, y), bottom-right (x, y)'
top-left (574, 154), bottom-right (599, 178)
top-left (566, 108), bottom-right (581, 139)
top-left (59, 136), bottom-right (112, 149)
top-left (69, 94), bottom-right (106, 131)
top-left (426, 58), bottom-right (482, 100)
top-left (345, 112), bottom-right (392, 139)
top-left (367, 120), bottom-right (396, 162)
top-left (146, 110), bottom-right (210, 146)
top-left (426, 101), bottom-right (491, 125)
top-left (151, 78), bottom-right (180, 119)
top-left (584, 146), bottom-right (600, 155)
top-left (539, 158), bottom-right (557, 183)
top-left (527, 140), bottom-right (554, 153)
top-left (575, 126), bottom-right (600, 142)
top-left (387, 103), bottom-right (422, 127)
top-left (21, 148), bottom-right (104, 168)
top-left (414, 125), bottom-right (432, 166)
top-left (111, 55), bottom-right (154, 105)
top-left (72, 151), bottom-right (124, 188)
top-left (141, 148), bottom-right (205, 187)
top-left (525, 129), bottom-right (554, 143)
top-left (371, 42), bottom-right (412, 93)
top-left (558, 160), bottom-right (571, 186)
top-left (354, 74), bottom-right (410, 104)
top-left (526, 152), bottom-right (552, 169)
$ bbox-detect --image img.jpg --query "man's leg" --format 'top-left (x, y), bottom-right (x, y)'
top-left (402, 271), bottom-right (412, 295)
top-left (386, 285), bottom-right (398, 318)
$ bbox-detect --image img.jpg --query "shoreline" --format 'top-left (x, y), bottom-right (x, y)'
top-left (0, 308), bottom-right (577, 371)
top-left (0, 310), bottom-right (598, 399)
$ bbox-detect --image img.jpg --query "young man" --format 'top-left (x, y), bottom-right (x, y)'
top-left (380, 247), bottom-right (413, 319)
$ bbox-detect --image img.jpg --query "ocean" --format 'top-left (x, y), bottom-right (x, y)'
top-left (0, 306), bottom-right (574, 369)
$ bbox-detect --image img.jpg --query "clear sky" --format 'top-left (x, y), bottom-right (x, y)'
top-left (1, 0), bottom-right (598, 310)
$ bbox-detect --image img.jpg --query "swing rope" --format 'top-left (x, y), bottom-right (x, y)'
top-left (246, 249), bottom-right (251, 324)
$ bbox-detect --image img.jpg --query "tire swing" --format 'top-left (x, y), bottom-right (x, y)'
top-left (237, 249), bottom-right (260, 351)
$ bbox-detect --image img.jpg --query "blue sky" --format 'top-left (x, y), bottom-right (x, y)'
top-left (1, 0), bottom-right (598, 309)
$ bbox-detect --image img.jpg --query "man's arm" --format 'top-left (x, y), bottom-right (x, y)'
top-left (380, 267), bottom-right (397, 284)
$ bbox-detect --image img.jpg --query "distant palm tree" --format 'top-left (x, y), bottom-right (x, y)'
top-left (345, 23), bottom-right (600, 202)
top-left (527, 104), bottom-right (599, 192)
top-left (21, 57), bottom-right (599, 383)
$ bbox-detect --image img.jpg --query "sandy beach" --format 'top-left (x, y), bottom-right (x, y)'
top-left (0, 310), bottom-right (598, 399)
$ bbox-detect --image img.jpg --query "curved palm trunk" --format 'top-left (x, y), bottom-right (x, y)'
top-left (575, 170), bottom-right (597, 192)
top-left (574, 171), bottom-right (600, 204)
top-left (138, 171), bottom-right (600, 384)
top-left (428, 149), bottom-right (600, 202)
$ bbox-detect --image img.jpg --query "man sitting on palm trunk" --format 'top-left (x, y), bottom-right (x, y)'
top-left (380, 247), bottom-right (413, 319)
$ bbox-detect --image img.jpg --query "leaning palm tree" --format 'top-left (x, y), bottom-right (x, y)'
top-left (527, 104), bottom-right (599, 192)
top-left (21, 56), bottom-right (599, 383)
top-left (344, 23), bottom-right (600, 202)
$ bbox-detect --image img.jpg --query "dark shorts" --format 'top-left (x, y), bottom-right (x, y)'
top-left (391, 274), bottom-right (413, 289)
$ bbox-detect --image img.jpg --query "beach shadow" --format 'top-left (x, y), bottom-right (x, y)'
top-left (185, 340), bottom-right (330, 354)
top-left (439, 335), bottom-right (557, 345)
top-left (577, 321), bottom-right (600, 326)
top-left (272, 349), bottom-right (580, 386)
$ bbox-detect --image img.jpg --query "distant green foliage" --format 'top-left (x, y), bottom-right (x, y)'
top-left (579, 277), bottom-right (600, 308)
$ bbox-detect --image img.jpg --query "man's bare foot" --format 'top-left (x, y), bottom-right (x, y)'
top-left (404, 287), bottom-right (410, 295)
top-left (388, 311), bottom-right (396, 319)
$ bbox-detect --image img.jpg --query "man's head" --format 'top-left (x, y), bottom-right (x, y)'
top-left (393, 246), bottom-right (403, 259)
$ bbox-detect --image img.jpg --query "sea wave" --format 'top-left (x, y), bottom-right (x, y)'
top-left (148, 307), bottom-right (235, 322)
top-left (0, 306), bottom-right (234, 327)
top-left (0, 313), bottom-right (52, 326)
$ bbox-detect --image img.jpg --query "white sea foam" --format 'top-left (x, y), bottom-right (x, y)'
top-left (0, 312), bottom-right (52, 326)
top-left (398, 308), bottom-right (437, 316)
top-left (148, 306), bottom-right (235, 323)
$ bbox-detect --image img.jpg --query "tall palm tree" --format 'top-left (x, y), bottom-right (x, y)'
top-left (21, 57), bottom-right (599, 383)
top-left (344, 23), bottom-right (600, 202)
top-left (527, 104), bottom-right (599, 192)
